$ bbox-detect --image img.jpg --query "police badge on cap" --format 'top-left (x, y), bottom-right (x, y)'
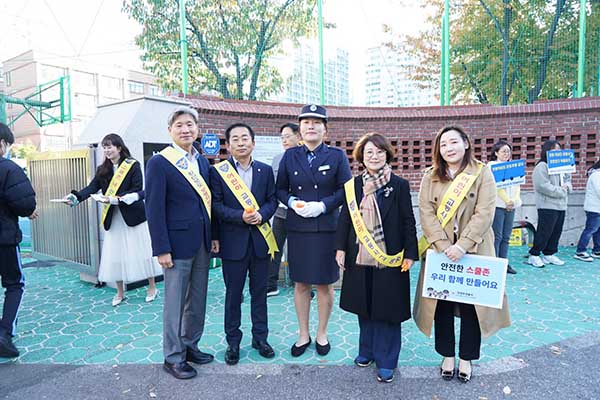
top-left (298, 104), bottom-right (328, 121)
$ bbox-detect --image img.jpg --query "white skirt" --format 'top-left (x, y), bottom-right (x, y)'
top-left (98, 207), bottom-right (162, 284)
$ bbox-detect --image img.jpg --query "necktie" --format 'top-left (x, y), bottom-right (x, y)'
top-left (307, 151), bottom-right (316, 167)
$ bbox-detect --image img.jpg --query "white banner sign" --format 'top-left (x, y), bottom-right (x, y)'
top-left (422, 250), bottom-right (507, 309)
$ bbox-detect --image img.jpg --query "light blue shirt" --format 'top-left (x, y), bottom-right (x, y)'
top-left (233, 157), bottom-right (253, 189)
top-left (172, 142), bottom-right (200, 175)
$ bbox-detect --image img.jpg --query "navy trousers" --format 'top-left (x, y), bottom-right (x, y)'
top-left (222, 238), bottom-right (269, 346)
top-left (0, 246), bottom-right (24, 338)
top-left (358, 316), bottom-right (402, 369)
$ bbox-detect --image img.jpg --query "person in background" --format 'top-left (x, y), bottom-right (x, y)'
top-left (573, 159), bottom-right (600, 262)
top-left (65, 134), bottom-right (160, 305)
top-left (0, 122), bottom-right (37, 358)
top-left (488, 140), bottom-right (520, 274)
top-left (276, 104), bottom-right (352, 358)
top-left (414, 125), bottom-right (511, 383)
top-left (267, 123), bottom-right (301, 297)
top-left (528, 140), bottom-right (569, 268)
top-left (335, 133), bottom-right (418, 383)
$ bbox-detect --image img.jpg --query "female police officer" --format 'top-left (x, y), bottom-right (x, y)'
top-left (276, 104), bottom-right (352, 357)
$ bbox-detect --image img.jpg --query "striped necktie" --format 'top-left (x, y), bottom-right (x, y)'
top-left (307, 151), bottom-right (316, 167)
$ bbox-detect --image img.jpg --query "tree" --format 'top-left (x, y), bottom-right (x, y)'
top-left (123, 0), bottom-right (317, 100)
top-left (391, 0), bottom-right (599, 105)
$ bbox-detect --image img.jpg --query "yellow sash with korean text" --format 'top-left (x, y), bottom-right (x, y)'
top-left (101, 159), bottom-right (136, 226)
top-left (160, 146), bottom-right (211, 220)
top-left (215, 160), bottom-right (279, 259)
top-left (417, 164), bottom-right (484, 257)
top-left (343, 179), bottom-right (404, 267)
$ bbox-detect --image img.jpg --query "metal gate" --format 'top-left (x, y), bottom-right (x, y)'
top-left (28, 148), bottom-right (100, 280)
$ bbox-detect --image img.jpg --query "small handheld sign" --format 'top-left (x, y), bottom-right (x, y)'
top-left (201, 132), bottom-right (220, 156)
top-left (547, 149), bottom-right (575, 175)
top-left (490, 160), bottom-right (526, 189)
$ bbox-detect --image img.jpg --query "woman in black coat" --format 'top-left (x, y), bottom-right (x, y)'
top-left (335, 133), bottom-right (418, 383)
top-left (65, 134), bottom-right (161, 306)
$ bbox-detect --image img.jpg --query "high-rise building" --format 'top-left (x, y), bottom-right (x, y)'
top-left (365, 47), bottom-right (436, 107)
top-left (2, 50), bottom-right (162, 150)
top-left (272, 40), bottom-right (350, 106)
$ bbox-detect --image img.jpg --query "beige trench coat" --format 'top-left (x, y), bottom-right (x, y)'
top-left (413, 161), bottom-right (511, 339)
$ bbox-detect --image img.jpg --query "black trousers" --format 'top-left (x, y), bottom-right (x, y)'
top-left (222, 237), bottom-right (269, 346)
top-left (434, 300), bottom-right (481, 360)
top-left (0, 246), bottom-right (24, 338)
top-left (530, 209), bottom-right (566, 256)
top-left (267, 215), bottom-right (287, 291)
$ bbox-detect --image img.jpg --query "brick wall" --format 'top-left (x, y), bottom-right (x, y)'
top-left (187, 95), bottom-right (600, 191)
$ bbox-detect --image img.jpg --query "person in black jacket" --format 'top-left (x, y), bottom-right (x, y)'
top-left (335, 133), bottom-right (418, 383)
top-left (64, 134), bottom-right (161, 306)
top-left (0, 123), bottom-right (37, 358)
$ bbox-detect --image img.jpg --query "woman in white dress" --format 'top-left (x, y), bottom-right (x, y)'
top-left (64, 134), bottom-right (161, 306)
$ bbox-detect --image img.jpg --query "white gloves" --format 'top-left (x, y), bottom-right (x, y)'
top-left (108, 196), bottom-right (120, 205)
top-left (295, 201), bottom-right (326, 218)
top-left (119, 192), bottom-right (140, 205)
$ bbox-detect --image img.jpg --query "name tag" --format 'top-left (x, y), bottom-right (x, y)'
top-left (318, 165), bottom-right (331, 172)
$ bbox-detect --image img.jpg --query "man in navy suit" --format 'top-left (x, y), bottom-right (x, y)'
top-left (210, 123), bottom-right (278, 365)
top-left (145, 106), bottom-right (218, 379)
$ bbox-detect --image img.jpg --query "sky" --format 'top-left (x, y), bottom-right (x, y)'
top-left (0, 0), bottom-right (427, 104)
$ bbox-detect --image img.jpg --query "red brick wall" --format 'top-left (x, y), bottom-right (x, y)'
top-left (187, 95), bottom-right (600, 191)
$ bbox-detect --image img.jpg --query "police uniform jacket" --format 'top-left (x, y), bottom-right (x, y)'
top-left (276, 144), bottom-right (352, 232)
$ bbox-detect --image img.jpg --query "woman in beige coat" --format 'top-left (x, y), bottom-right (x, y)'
top-left (414, 126), bottom-right (510, 383)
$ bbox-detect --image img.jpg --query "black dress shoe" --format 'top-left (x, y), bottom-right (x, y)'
top-left (225, 345), bottom-right (240, 365)
top-left (186, 348), bottom-right (214, 365)
top-left (507, 265), bottom-right (517, 274)
top-left (315, 340), bottom-right (331, 356)
top-left (252, 339), bottom-right (275, 359)
top-left (0, 335), bottom-right (19, 358)
top-left (163, 361), bottom-right (197, 379)
top-left (291, 337), bottom-right (311, 357)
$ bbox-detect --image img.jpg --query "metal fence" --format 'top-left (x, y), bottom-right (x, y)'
top-left (28, 149), bottom-right (100, 279)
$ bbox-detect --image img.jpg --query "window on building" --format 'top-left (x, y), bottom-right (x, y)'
top-left (128, 81), bottom-right (144, 94)
top-left (4, 71), bottom-right (11, 87)
top-left (100, 76), bottom-right (123, 98)
top-left (149, 85), bottom-right (160, 96)
top-left (73, 70), bottom-right (97, 93)
top-left (40, 64), bottom-right (67, 83)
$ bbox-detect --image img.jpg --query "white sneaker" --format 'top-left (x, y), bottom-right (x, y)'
top-left (591, 252), bottom-right (600, 259)
top-left (528, 255), bottom-right (545, 268)
top-left (573, 252), bottom-right (594, 262)
top-left (541, 254), bottom-right (565, 266)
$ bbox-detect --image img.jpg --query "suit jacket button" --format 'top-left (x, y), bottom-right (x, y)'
top-left (298, 186), bottom-right (302, 190)
top-left (314, 184), bottom-right (318, 189)
top-left (294, 171), bottom-right (298, 175)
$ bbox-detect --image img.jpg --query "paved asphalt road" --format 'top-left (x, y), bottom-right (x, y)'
top-left (1, 331), bottom-right (598, 400)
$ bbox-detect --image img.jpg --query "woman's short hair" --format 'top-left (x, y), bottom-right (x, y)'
top-left (489, 140), bottom-right (512, 161)
top-left (432, 125), bottom-right (476, 181)
top-left (538, 140), bottom-right (560, 164)
top-left (352, 132), bottom-right (395, 165)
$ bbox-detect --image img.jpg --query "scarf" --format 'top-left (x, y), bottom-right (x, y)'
top-left (356, 164), bottom-right (392, 268)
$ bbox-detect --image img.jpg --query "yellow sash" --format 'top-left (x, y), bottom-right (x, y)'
top-left (101, 159), bottom-right (136, 226)
top-left (160, 146), bottom-right (211, 220)
top-left (343, 178), bottom-right (404, 267)
top-left (215, 160), bottom-right (279, 259)
top-left (417, 164), bottom-right (484, 257)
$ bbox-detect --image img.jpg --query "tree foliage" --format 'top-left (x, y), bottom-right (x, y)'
top-left (123, 0), bottom-right (317, 100)
top-left (391, 0), bottom-right (600, 105)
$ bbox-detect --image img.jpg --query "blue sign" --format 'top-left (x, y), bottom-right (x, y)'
top-left (201, 133), bottom-right (220, 156)
top-left (422, 250), bottom-right (508, 309)
top-left (490, 160), bottom-right (526, 189)
top-left (547, 149), bottom-right (575, 175)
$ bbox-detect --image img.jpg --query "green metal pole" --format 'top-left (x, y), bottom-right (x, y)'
top-left (577, 0), bottom-right (586, 97)
top-left (440, 15), bottom-right (446, 106)
top-left (444, 0), bottom-right (450, 105)
top-left (318, 0), bottom-right (325, 104)
top-left (0, 96), bottom-right (6, 125)
top-left (179, 0), bottom-right (189, 96)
